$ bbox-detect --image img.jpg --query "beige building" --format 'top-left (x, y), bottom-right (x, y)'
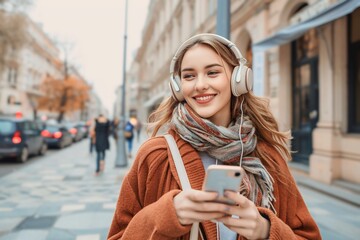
top-left (0, 15), bottom-right (99, 123)
top-left (0, 16), bottom-right (64, 119)
top-left (126, 0), bottom-right (360, 185)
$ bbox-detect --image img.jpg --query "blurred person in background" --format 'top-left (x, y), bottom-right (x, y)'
top-left (124, 118), bottom-right (135, 158)
top-left (94, 114), bottom-right (110, 176)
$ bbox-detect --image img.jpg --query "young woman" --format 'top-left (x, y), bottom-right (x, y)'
top-left (108, 34), bottom-right (321, 239)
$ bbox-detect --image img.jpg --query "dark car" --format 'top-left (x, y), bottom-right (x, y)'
top-left (41, 124), bottom-right (73, 148)
top-left (74, 122), bottom-right (89, 139)
top-left (0, 117), bottom-right (47, 162)
top-left (65, 123), bottom-right (83, 142)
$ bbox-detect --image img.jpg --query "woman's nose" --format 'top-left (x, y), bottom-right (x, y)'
top-left (195, 74), bottom-right (209, 91)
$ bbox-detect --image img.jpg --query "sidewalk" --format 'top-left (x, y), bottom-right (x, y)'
top-left (290, 162), bottom-right (360, 208)
top-left (0, 134), bottom-right (146, 240)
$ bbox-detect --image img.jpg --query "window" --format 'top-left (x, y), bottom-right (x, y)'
top-left (295, 28), bottom-right (319, 61)
top-left (291, 27), bottom-right (319, 163)
top-left (348, 8), bottom-right (360, 133)
top-left (7, 67), bottom-right (18, 86)
top-left (8, 95), bottom-right (16, 105)
top-left (0, 120), bottom-right (16, 134)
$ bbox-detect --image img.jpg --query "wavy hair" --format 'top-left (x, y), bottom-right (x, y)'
top-left (147, 34), bottom-right (292, 166)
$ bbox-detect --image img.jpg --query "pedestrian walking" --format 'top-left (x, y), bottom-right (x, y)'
top-left (124, 120), bottom-right (134, 158)
top-left (108, 34), bottom-right (321, 239)
top-left (94, 114), bottom-right (110, 176)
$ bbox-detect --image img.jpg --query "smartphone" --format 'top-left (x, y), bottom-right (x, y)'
top-left (202, 165), bottom-right (245, 205)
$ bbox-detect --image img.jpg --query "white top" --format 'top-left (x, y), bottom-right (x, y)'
top-left (199, 152), bottom-right (237, 240)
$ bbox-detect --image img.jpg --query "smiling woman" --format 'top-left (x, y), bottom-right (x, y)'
top-left (107, 33), bottom-right (321, 240)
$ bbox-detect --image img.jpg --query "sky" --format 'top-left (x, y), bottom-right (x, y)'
top-left (29, 0), bottom-right (150, 116)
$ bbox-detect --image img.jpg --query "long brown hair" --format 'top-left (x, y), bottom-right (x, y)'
top-left (148, 35), bottom-right (292, 165)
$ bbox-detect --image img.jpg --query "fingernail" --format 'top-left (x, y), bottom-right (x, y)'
top-left (210, 219), bottom-right (218, 223)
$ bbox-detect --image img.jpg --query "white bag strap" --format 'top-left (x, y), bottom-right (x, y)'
top-left (164, 134), bottom-right (191, 189)
top-left (164, 134), bottom-right (202, 240)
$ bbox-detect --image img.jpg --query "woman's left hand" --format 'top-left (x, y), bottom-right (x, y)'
top-left (215, 191), bottom-right (270, 240)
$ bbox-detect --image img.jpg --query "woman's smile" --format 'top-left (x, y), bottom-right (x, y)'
top-left (193, 94), bottom-right (216, 104)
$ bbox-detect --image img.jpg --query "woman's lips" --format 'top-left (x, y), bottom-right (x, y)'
top-left (193, 94), bottom-right (215, 104)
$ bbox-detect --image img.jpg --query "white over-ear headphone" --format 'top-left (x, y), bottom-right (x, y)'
top-left (169, 33), bottom-right (253, 102)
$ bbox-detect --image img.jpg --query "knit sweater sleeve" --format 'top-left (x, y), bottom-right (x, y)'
top-left (256, 144), bottom-right (322, 240)
top-left (107, 138), bottom-right (191, 240)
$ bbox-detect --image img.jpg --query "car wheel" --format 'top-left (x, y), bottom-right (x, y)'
top-left (39, 142), bottom-right (47, 155)
top-left (17, 147), bottom-right (29, 163)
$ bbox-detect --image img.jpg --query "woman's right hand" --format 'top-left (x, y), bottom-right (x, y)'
top-left (173, 189), bottom-right (230, 225)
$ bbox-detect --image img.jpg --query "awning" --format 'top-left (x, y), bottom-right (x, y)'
top-left (253, 0), bottom-right (360, 51)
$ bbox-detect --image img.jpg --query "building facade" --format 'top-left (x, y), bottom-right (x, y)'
top-left (0, 16), bottom-right (64, 120)
top-left (126, 0), bottom-right (360, 184)
top-left (0, 15), bottom-right (101, 123)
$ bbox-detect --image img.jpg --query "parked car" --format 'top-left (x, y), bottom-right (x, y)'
top-left (41, 124), bottom-right (73, 148)
top-left (0, 117), bottom-right (47, 162)
top-left (74, 122), bottom-right (89, 139)
top-left (65, 123), bottom-right (83, 142)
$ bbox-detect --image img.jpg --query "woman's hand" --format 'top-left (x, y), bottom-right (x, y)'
top-left (173, 189), bottom-right (230, 225)
top-left (216, 191), bottom-right (270, 240)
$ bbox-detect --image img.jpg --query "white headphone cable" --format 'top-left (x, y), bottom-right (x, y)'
top-left (239, 97), bottom-right (245, 167)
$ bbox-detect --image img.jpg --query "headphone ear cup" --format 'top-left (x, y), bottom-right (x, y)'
top-left (169, 75), bottom-right (184, 102)
top-left (231, 65), bottom-right (253, 96)
top-left (231, 66), bottom-right (240, 96)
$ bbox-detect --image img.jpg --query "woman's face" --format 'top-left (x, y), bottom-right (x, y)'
top-left (180, 44), bottom-right (232, 127)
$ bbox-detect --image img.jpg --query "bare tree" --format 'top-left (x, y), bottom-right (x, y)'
top-left (0, 0), bottom-right (31, 73)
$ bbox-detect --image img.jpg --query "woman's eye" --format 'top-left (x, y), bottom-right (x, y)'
top-left (208, 71), bottom-right (219, 76)
top-left (182, 74), bottom-right (194, 80)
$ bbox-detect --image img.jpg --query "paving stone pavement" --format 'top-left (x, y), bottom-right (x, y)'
top-left (0, 132), bottom-right (359, 240)
top-left (0, 135), bottom-right (144, 240)
top-left (298, 185), bottom-right (360, 240)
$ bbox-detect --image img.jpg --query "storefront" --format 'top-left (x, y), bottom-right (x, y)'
top-left (253, 0), bottom-right (360, 183)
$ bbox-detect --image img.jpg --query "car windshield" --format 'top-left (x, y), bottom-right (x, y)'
top-left (45, 125), bottom-right (60, 132)
top-left (0, 120), bottom-right (16, 134)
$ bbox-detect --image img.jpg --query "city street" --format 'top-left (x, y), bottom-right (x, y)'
top-left (0, 134), bottom-right (359, 240)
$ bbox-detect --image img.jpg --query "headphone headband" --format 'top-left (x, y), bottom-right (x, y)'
top-left (170, 33), bottom-right (247, 78)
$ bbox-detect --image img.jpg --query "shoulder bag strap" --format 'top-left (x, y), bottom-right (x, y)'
top-left (164, 134), bottom-right (203, 240)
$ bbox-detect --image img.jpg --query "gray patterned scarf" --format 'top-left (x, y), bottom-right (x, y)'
top-left (171, 103), bottom-right (276, 212)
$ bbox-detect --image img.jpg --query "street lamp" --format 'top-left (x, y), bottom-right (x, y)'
top-left (115, 0), bottom-right (128, 167)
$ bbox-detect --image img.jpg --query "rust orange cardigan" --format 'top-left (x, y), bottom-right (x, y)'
top-left (108, 131), bottom-right (321, 239)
